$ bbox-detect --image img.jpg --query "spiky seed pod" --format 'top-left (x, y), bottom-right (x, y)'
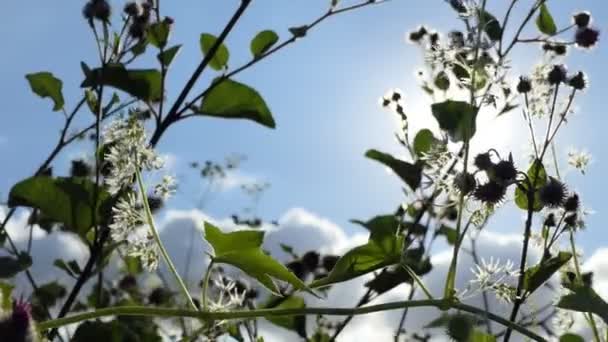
top-left (548, 65), bottom-right (568, 85)
top-left (118, 275), bottom-right (137, 290)
top-left (473, 181), bottom-right (506, 205)
top-left (575, 27), bottom-right (600, 49)
top-left (573, 12), bottom-right (591, 28)
top-left (516, 76), bottom-right (532, 94)
top-left (544, 213), bottom-right (556, 227)
top-left (539, 177), bottom-right (567, 208)
top-left (474, 152), bottom-right (493, 171)
top-left (563, 194), bottom-right (580, 212)
top-left (564, 213), bottom-right (578, 227)
top-left (454, 172), bottom-right (477, 195)
top-left (493, 160), bottom-right (517, 182)
top-left (568, 71), bottom-right (588, 90)
top-left (408, 26), bottom-right (428, 43)
top-left (447, 315), bottom-right (473, 342)
top-left (301, 251), bottom-right (320, 271)
top-left (287, 261), bottom-right (307, 280)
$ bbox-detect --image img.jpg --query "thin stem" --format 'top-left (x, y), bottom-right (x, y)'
top-left (36, 300), bottom-right (547, 341)
top-left (201, 260), bottom-right (214, 310)
top-left (135, 169), bottom-right (197, 311)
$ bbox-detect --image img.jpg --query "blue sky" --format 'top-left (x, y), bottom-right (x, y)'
top-left (1, 0), bottom-right (607, 253)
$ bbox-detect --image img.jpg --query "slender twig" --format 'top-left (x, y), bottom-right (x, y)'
top-left (36, 300), bottom-right (548, 341)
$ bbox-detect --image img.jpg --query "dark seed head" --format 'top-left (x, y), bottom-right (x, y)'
top-left (408, 26), bottom-right (428, 43)
top-left (474, 152), bottom-right (494, 171)
top-left (563, 194), bottom-right (580, 212)
top-left (568, 71), bottom-right (587, 90)
top-left (124, 2), bottom-right (141, 17)
top-left (516, 76), bottom-right (532, 94)
top-left (548, 64), bottom-right (567, 85)
top-left (473, 181), bottom-right (506, 205)
top-left (575, 27), bottom-right (600, 49)
top-left (564, 213), bottom-right (578, 227)
top-left (493, 160), bottom-right (517, 182)
top-left (301, 251), bottom-right (320, 271)
top-left (287, 261), bottom-right (307, 280)
top-left (539, 177), bottom-right (567, 208)
top-left (70, 159), bottom-right (92, 178)
top-left (454, 172), bottom-right (477, 195)
top-left (322, 255), bottom-right (340, 272)
top-left (544, 213), bottom-right (556, 227)
top-left (573, 12), bottom-right (592, 28)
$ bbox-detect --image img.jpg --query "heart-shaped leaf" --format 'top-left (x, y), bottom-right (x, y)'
top-left (26, 72), bottom-right (65, 111)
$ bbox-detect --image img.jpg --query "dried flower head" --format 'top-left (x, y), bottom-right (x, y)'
top-left (568, 71), bottom-right (588, 90)
top-left (563, 194), bottom-right (580, 212)
top-left (539, 177), bottom-right (567, 208)
top-left (575, 27), bottom-right (600, 49)
top-left (474, 152), bottom-right (493, 171)
top-left (547, 64), bottom-right (567, 85)
top-left (454, 172), bottom-right (476, 195)
top-left (516, 76), bottom-right (532, 94)
top-left (572, 12), bottom-right (592, 28)
top-left (493, 159), bottom-right (517, 183)
top-left (83, 0), bottom-right (111, 22)
top-left (473, 181), bottom-right (506, 205)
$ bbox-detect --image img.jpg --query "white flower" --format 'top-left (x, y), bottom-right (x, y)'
top-left (103, 118), bottom-right (164, 195)
top-left (128, 237), bottom-right (159, 272)
top-left (108, 192), bottom-right (143, 242)
top-left (154, 175), bottom-right (177, 200)
top-left (208, 275), bottom-right (246, 313)
top-left (567, 149), bottom-right (591, 174)
top-left (469, 257), bottom-right (519, 303)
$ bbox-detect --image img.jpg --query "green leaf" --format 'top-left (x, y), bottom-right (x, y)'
top-left (34, 281), bottom-right (67, 307)
top-left (0, 282), bottom-right (14, 311)
top-left (365, 249), bottom-right (432, 294)
top-left (413, 129), bottom-right (439, 157)
top-left (72, 320), bottom-right (133, 342)
top-left (365, 149), bottom-right (422, 190)
top-left (157, 45), bottom-right (181, 67)
top-left (436, 225), bottom-right (458, 245)
top-left (559, 333), bottom-right (585, 342)
top-left (560, 333), bottom-right (585, 342)
top-left (54, 259), bottom-right (82, 278)
top-left (478, 10), bottom-right (502, 41)
top-left (81, 64), bottom-right (162, 102)
top-left (0, 254), bottom-right (32, 278)
top-left (558, 284), bottom-right (608, 324)
top-left (470, 330), bottom-right (497, 342)
top-left (25, 72), bottom-right (65, 111)
top-left (198, 78), bottom-right (276, 128)
top-left (8, 176), bottom-right (111, 237)
top-left (351, 215), bottom-right (427, 239)
top-left (536, 3), bottom-right (557, 35)
top-left (204, 222), bottom-right (310, 295)
top-left (431, 100), bottom-right (479, 142)
top-left (200, 33), bottom-right (230, 70)
top-left (251, 30), bottom-right (279, 58)
top-left (515, 160), bottom-right (547, 211)
top-left (310, 223), bottom-right (404, 288)
top-left (434, 71), bottom-right (450, 90)
top-left (523, 251), bottom-right (572, 294)
top-left (148, 21), bottom-right (171, 49)
top-left (263, 296), bottom-right (307, 337)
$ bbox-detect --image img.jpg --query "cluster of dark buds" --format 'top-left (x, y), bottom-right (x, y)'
top-left (517, 64), bottom-right (588, 94)
top-left (572, 12), bottom-right (600, 49)
top-left (470, 151), bottom-right (518, 205)
top-left (287, 251), bottom-right (339, 282)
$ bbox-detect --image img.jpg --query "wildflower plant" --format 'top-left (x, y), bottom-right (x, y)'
top-left (0, 0), bottom-right (604, 342)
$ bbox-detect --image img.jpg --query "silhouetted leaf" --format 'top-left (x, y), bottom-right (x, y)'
top-left (25, 72), bottom-right (65, 111)
top-left (34, 281), bottom-right (67, 307)
top-left (204, 222), bottom-right (310, 295)
top-left (351, 215), bottom-right (427, 239)
top-left (198, 78), bottom-right (276, 128)
top-left (251, 30), bottom-right (279, 58)
top-left (557, 284), bottom-right (608, 324)
top-left (560, 333), bottom-right (585, 342)
top-left (200, 33), bottom-right (230, 70)
top-left (264, 296), bottom-right (307, 337)
top-left (515, 160), bottom-right (547, 211)
top-left (413, 129), bottom-right (439, 157)
top-left (8, 176), bottom-right (110, 237)
top-left (436, 225), bottom-right (458, 245)
top-left (524, 251), bottom-right (572, 294)
top-left (0, 254), bottom-right (32, 278)
top-left (536, 4), bottom-right (557, 35)
top-left (365, 149), bottom-right (422, 190)
top-left (478, 10), bottom-right (502, 41)
top-left (148, 21), bottom-right (171, 49)
top-left (431, 100), bottom-right (479, 142)
top-left (157, 45), bottom-right (181, 67)
top-left (81, 64), bottom-right (162, 102)
top-left (434, 71), bottom-right (450, 90)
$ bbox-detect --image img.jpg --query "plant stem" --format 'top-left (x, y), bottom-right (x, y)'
top-left (201, 260), bottom-right (214, 310)
top-left (135, 170), bottom-right (197, 311)
top-left (37, 300), bottom-right (547, 341)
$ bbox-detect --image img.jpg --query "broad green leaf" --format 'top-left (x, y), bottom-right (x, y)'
top-left (148, 21), bottom-right (171, 49)
top-left (81, 64), bottom-right (162, 102)
top-left (365, 149), bottom-right (422, 190)
top-left (0, 282), bottom-right (14, 310)
top-left (54, 259), bottom-right (82, 278)
top-left (478, 10), bottom-right (502, 41)
top-left (0, 254), bottom-right (32, 278)
top-left (515, 160), bottom-right (547, 211)
top-left (413, 129), bottom-right (439, 157)
top-left (25, 72), bottom-right (65, 111)
top-left (157, 45), bottom-right (181, 67)
top-left (204, 222), bottom-right (310, 295)
top-left (351, 215), bottom-right (426, 240)
top-left (251, 30), bottom-right (279, 58)
top-left (431, 100), bottom-right (479, 142)
top-left (536, 4), bottom-right (557, 35)
top-left (523, 251), bottom-right (572, 294)
top-left (560, 333), bottom-right (585, 342)
top-left (200, 33), bottom-right (230, 70)
top-left (199, 78), bottom-right (276, 128)
top-left (34, 281), bottom-right (67, 307)
top-left (436, 225), bottom-right (458, 245)
top-left (263, 296), bottom-right (306, 337)
top-left (310, 224), bottom-right (404, 288)
top-left (557, 284), bottom-right (608, 324)
top-left (8, 176), bottom-right (111, 237)
top-left (470, 330), bottom-right (497, 342)
top-left (425, 313), bottom-right (483, 329)
top-left (365, 249), bottom-right (432, 294)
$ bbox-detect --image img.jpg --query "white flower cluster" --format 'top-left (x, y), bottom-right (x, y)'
top-left (467, 257), bottom-right (520, 304)
top-left (567, 149), bottom-right (591, 175)
top-left (103, 118), bottom-right (177, 272)
top-left (208, 275), bottom-right (246, 314)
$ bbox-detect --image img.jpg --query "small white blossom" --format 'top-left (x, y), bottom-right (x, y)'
top-left (208, 275), bottom-right (246, 314)
top-left (468, 257), bottom-right (519, 303)
top-left (154, 175), bottom-right (177, 200)
top-left (128, 237), bottom-right (160, 272)
top-left (108, 192), bottom-right (143, 242)
top-left (567, 149), bottom-right (591, 174)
